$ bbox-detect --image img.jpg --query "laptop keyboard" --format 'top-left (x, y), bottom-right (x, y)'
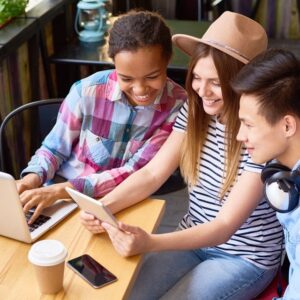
top-left (25, 211), bottom-right (51, 232)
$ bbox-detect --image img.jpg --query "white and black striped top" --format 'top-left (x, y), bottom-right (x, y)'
top-left (174, 103), bottom-right (283, 269)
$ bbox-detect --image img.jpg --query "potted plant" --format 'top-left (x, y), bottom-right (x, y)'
top-left (0, 0), bottom-right (29, 29)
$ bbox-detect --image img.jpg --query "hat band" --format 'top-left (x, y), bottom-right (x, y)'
top-left (204, 39), bottom-right (249, 61)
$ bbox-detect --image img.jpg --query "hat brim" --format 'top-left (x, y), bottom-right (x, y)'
top-left (172, 34), bottom-right (249, 64)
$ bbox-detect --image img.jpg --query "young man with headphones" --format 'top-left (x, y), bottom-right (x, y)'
top-left (232, 48), bottom-right (300, 300)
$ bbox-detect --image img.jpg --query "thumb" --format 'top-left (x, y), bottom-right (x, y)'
top-left (118, 222), bottom-right (140, 234)
top-left (102, 222), bottom-right (114, 231)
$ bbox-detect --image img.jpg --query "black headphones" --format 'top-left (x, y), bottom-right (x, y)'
top-left (261, 161), bottom-right (300, 213)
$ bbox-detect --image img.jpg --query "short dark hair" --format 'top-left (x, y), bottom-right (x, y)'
top-left (231, 48), bottom-right (300, 125)
top-left (108, 10), bottom-right (172, 61)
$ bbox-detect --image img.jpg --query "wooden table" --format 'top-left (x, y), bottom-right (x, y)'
top-left (0, 198), bottom-right (165, 299)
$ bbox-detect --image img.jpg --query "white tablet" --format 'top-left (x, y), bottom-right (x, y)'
top-left (65, 187), bottom-right (118, 227)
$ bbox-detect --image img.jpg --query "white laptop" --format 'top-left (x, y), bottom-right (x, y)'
top-left (0, 172), bottom-right (78, 243)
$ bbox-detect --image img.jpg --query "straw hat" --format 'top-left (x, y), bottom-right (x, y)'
top-left (172, 11), bottom-right (267, 64)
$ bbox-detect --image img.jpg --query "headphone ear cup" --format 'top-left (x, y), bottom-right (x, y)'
top-left (264, 170), bottom-right (298, 213)
top-left (261, 162), bottom-right (291, 183)
top-left (288, 187), bottom-right (300, 211)
top-left (264, 180), bottom-right (290, 212)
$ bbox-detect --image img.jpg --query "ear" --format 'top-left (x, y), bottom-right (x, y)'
top-left (283, 115), bottom-right (297, 137)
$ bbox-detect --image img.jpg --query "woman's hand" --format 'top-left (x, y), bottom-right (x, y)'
top-left (16, 173), bottom-right (41, 194)
top-left (80, 210), bottom-right (105, 234)
top-left (102, 222), bottom-right (151, 257)
top-left (20, 182), bottom-right (72, 224)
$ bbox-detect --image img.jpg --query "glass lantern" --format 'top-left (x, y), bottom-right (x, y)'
top-left (75, 0), bottom-right (111, 43)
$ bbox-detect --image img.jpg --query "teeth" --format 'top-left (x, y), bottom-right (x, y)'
top-left (203, 99), bottom-right (219, 105)
top-left (135, 95), bottom-right (149, 100)
top-left (204, 99), bottom-right (217, 103)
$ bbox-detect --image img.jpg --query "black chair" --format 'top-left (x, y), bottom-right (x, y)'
top-left (0, 99), bottom-right (63, 178)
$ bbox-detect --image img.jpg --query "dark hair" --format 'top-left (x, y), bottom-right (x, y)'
top-left (232, 48), bottom-right (300, 124)
top-left (108, 10), bottom-right (172, 61)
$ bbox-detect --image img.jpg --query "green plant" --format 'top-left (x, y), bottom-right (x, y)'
top-left (0, 0), bottom-right (29, 25)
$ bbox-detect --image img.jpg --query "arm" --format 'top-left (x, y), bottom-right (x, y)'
top-left (103, 130), bottom-right (184, 213)
top-left (71, 102), bottom-right (185, 198)
top-left (102, 170), bottom-right (264, 256)
top-left (80, 130), bottom-right (183, 232)
top-left (21, 86), bottom-right (82, 184)
top-left (17, 86), bottom-right (83, 222)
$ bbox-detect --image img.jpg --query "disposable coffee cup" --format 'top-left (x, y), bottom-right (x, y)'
top-left (28, 239), bottom-right (67, 294)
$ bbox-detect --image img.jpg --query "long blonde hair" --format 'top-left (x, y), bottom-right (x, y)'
top-left (180, 44), bottom-right (244, 199)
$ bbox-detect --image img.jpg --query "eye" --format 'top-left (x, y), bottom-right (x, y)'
top-left (120, 77), bottom-right (132, 82)
top-left (146, 75), bottom-right (159, 80)
top-left (193, 74), bottom-right (201, 80)
top-left (212, 80), bottom-right (220, 87)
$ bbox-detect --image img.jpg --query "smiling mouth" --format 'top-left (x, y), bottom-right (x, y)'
top-left (203, 99), bottom-right (220, 106)
top-left (247, 147), bottom-right (254, 154)
top-left (133, 94), bottom-right (151, 102)
top-left (135, 94), bottom-right (149, 98)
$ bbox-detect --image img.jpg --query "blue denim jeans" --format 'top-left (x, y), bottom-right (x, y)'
top-left (129, 247), bottom-right (277, 300)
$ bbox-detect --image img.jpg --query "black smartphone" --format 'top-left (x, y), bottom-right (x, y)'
top-left (67, 254), bottom-right (117, 288)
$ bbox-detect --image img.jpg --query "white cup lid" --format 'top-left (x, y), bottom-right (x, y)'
top-left (28, 239), bottom-right (67, 266)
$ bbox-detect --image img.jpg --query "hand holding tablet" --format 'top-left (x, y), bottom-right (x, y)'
top-left (65, 187), bottom-right (118, 227)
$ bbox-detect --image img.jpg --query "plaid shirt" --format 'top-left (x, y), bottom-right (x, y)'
top-left (22, 70), bottom-right (186, 197)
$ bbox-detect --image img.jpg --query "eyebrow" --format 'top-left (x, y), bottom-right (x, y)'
top-left (192, 72), bottom-right (219, 81)
top-left (118, 69), bottom-right (161, 78)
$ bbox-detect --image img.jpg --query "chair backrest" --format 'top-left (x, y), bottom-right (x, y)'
top-left (0, 98), bottom-right (63, 178)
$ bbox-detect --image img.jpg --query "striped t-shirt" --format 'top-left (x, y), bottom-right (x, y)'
top-left (174, 103), bottom-right (283, 269)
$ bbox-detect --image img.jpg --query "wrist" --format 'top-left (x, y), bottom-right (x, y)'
top-left (24, 173), bottom-right (42, 188)
top-left (54, 181), bottom-right (74, 199)
top-left (146, 234), bottom-right (160, 252)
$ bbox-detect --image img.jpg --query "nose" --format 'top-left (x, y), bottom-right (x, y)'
top-left (198, 81), bottom-right (211, 98)
top-left (132, 81), bottom-right (148, 95)
top-left (236, 124), bottom-right (246, 142)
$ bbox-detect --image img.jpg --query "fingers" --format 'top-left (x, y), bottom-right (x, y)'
top-left (17, 181), bottom-right (33, 194)
top-left (80, 210), bottom-right (105, 234)
top-left (21, 190), bottom-right (44, 213)
top-left (16, 174), bottom-right (41, 194)
top-left (21, 191), bottom-right (47, 224)
top-left (118, 222), bottom-right (139, 234)
top-left (102, 222), bottom-right (120, 235)
top-left (27, 204), bottom-right (45, 224)
top-left (16, 180), bottom-right (26, 194)
top-left (80, 210), bottom-right (95, 220)
top-left (20, 187), bottom-right (55, 224)
top-left (102, 222), bottom-right (151, 257)
top-left (102, 222), bottom-right (138, 257)
top-left (20, 190), bottom-right (35, 207)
